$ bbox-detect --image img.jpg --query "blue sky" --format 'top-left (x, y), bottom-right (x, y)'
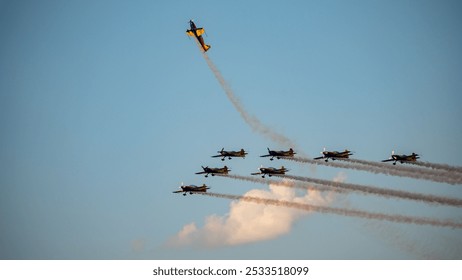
top-left (1, 0), bottom-right (462, 259)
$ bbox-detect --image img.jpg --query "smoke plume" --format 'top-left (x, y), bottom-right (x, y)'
top-left (201, 50), bottom-right (307, 156)
top-left (199, 192), bottom-right (462, 229)
top-left (280, 174), bottom-right (462, 208)
top-left (410, 161), bottom-right (462, 174)
top-left (286, 157), bottom-right (462, 185)
top-left (220, 174), bottom-right (348, 194)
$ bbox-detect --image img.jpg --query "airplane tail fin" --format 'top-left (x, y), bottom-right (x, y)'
top-left (203, 44), bottom-right (211, 52)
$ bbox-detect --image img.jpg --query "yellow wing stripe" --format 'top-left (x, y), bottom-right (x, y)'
top-left (195, 28), bottom-right (205, 36)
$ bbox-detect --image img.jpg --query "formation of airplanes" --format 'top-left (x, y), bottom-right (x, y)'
top-left (173, 146), bottom-right (420, 195)
top-left (173, 146), bottom-right (421, 195)
top-left (176, 20), bottom-right (422, 195)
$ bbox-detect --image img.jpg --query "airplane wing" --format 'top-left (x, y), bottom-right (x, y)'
top-left (260, 154), bottom-right (271, 157)
top-left (251, 172), bottom-right (262, 175)
top-left (381, 159), bottom-right (394, 162)
top-left (195, 171), bottom-right (206, 174)
top-left (186, 30), bottom-right (195, 36)
top-left (172, 190), bottom-right (184, 193)
top-left (211, 155), bottom-right (222, 158)
top-left (195, 28), bottom-right (205, 36)
top-left (313, 156), bottom-right (325, 160)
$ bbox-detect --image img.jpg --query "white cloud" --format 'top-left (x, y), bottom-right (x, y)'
top-left (167, 179), bottom-right (336, 247)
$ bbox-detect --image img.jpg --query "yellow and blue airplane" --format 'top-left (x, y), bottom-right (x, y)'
top-left (186, 20), bottom-right (211, 52)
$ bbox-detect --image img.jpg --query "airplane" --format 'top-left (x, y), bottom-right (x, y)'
top-left (251, 166), bottom-right (289, 178)
top-left (260, 148), bottom-right (296, 161)
top-left (212, 148), bottom-right (248, 161)
top-left (382, 151), bottom-right (420, 165)
top-left (314, 148), bottom-right (353, 162)
top-left (195, 166), bottom-right (230, 177)
top-left (186, 20), bottom-right (211, 52)
top-left (173, 183), bottom-right (210, 196)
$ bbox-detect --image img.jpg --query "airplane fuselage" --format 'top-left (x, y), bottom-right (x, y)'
top-left (262, 148), bottom-right (296, 160)
top-left (314, 149), bottom-right (353, 162)
top-left (324, 151), bottom-right (352, 158)
top-left (261, 168), bottom-right (286, 174)
top-left (252, 167), bottom-right (288, 178)
top-left (382, 152), bottom-right (419, 165)
top-left (196, 166), bottom-right (230, 177)
top-left (173, 184), bottom-right (209, 196)
top-left (392, 154), bottom-right (418, 163)
top-left (222, 151), bottom-right (245, 157)
top-left (214, 149), bottom-right (247, 161)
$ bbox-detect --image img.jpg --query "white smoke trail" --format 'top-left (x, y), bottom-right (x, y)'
top-left (361, 221), bottom-right (439, 259)
top-left (200, 49), bottom-right (308, 158)
top-left (409, 161), bottom-right (462, 174)
top-left (221, 173), bottom-right (462, 208)
top-left (220, 174), bottom-right (348, 194)
top-left (200, 192), bottom-right (462, 229)
top-left (346, 158), bottom-right (462, 185)
top-left (286, 157), bottom-right (462, 185)
top-left (280, 174), bottom-right (462, 208)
